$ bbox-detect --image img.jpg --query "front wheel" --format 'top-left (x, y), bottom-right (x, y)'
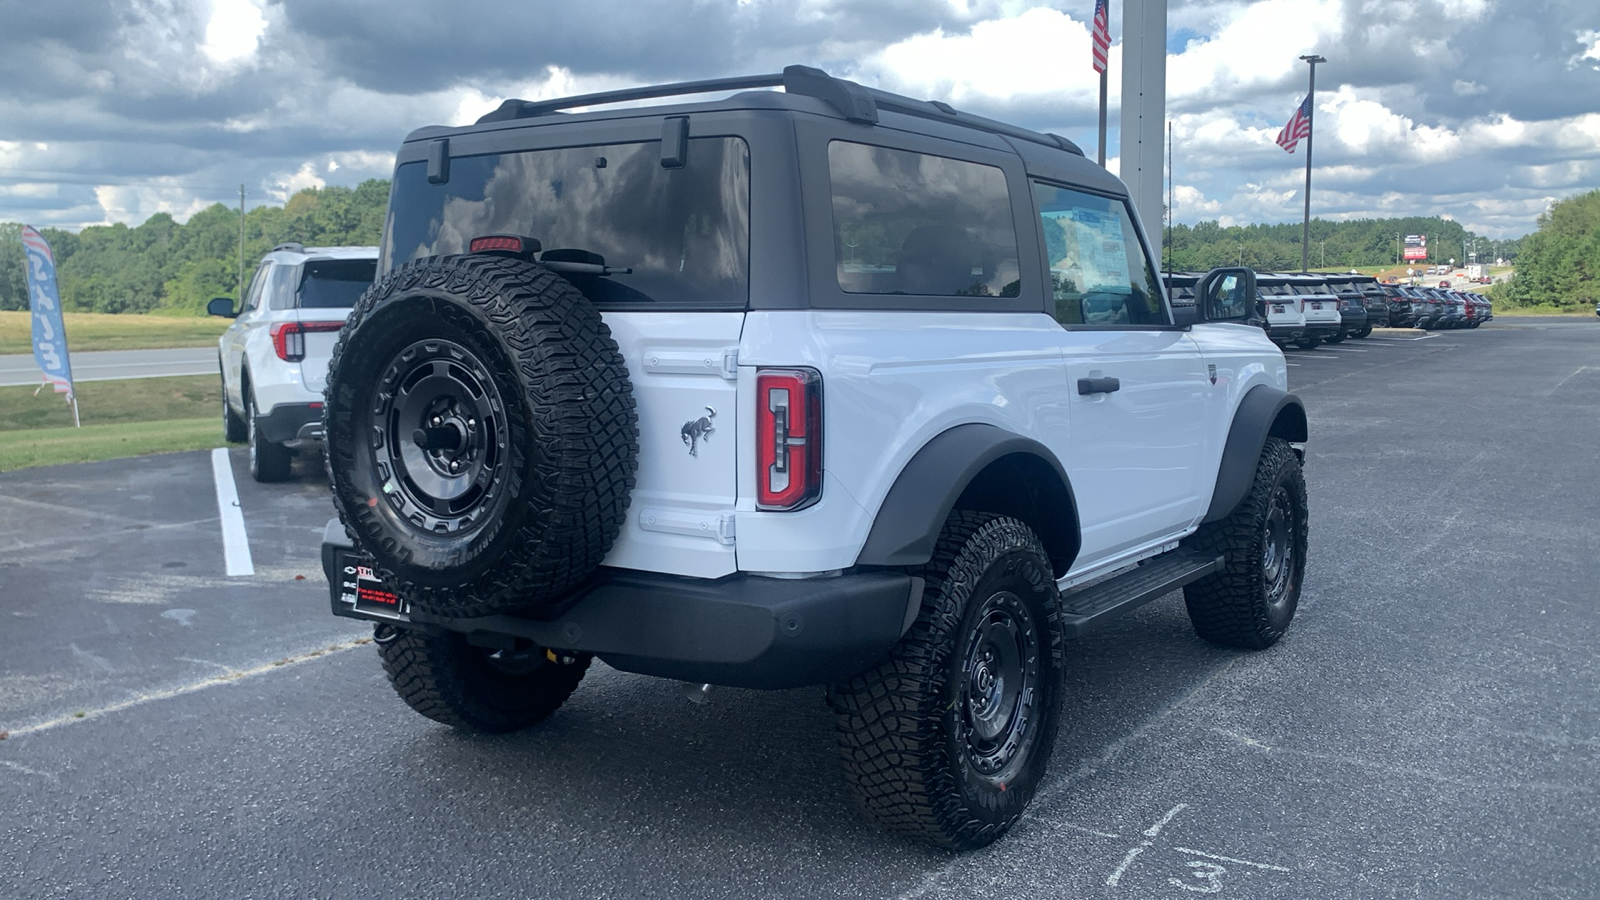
top-left (828, 512), bottom-right (1065, 850)
top-left (1181, 437), bottom-right (1307, 650)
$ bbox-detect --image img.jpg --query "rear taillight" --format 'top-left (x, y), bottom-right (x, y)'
top-left (756, 368), bottom-right (822, 511)
top-left (270, 321), bottom-right (343, 362)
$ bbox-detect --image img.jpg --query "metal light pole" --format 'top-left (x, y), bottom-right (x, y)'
top-left (1394, 233), bottom-right (1400, 266)
top-left (1298, 54), bottom-right (1325, 274)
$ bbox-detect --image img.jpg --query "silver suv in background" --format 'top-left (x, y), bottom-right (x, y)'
top-left (208, 243), bottom-right (378, 481)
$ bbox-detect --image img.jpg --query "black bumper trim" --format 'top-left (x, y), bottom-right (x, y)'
top-left (320, 521), bottom-right (920, 690)
top-left (256, 402), bottom-right (323, 444)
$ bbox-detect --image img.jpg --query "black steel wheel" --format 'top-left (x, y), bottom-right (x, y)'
top-left (1181, 437), bottom-right (1307, 649)
top-left (324, 255), bottom-right (638, 619)
top-left (828, 512), bottom-right (1065, 850)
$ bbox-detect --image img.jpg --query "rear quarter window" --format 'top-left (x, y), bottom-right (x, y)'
top-left (827, 141), bottom-right (1020, 299)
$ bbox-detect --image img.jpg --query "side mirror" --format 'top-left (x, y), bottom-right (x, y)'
top-left (207, 297), bottom-right (237, 318)
top-left (1196, 267), bottom-right (1257, 322)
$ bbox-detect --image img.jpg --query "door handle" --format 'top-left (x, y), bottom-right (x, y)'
top-left (1077, 376), bottom-right (1121, 395)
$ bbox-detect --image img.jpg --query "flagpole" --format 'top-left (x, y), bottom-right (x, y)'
top-left (1299, 54), bottom-right (1325, 273)
top-left (1098, 69), bottom-right (1108, 166)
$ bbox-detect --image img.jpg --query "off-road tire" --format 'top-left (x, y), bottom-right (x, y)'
top-left (1182, 437), bottom-right (1307, 650)
top-left (247, 390), bottom-right (293, 482)
top-left (376, 626), bottom-right (590, 733)
top-left (827, 512), bottom-right (1065, 851)
top-left (1294, 336), bottom-right (1321, 350)
top-left (222, 362), bottom-right (246, 443)
top-left (324, 255), bottom-right (638, 619)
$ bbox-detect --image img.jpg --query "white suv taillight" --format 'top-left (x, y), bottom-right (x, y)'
top-left (271, 321), bottom-right (344, 361)
top-left (756, 368), bottom-right (822, 511)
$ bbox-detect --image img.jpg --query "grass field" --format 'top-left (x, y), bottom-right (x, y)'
top-left (0, 311), bottom-right (229, 355)
top-left (0, 374), bottom-right (227, 471)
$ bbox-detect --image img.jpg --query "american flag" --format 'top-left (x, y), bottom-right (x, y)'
top-left (1276, 94), bottom-right (1313, 153)
top-left (1091, 0), bottom-right (1110, 73)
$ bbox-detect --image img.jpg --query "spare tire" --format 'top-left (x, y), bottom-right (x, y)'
top-left (324, 255), bottom-right (638, 619)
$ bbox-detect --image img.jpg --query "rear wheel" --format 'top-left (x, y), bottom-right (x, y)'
top-left (246, 390), bottom-right (293, 482)
top-left (828, 512), bottom-right (1065, 850)
top-left (1325, 331), bottom-right (1346, 344)
top-left (221, 362), bottom-right (246, 443)
top-left (1294, 336), bottom-right (1321, 350)
top-left (376, 626), bottom-right (590, 733)
top-left (1354, 325), bottom-right (1373, 338)
top-left (1181, 437), bottom-right (1307, 649)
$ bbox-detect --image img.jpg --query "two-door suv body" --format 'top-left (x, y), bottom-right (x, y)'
top-left (320, 67), bottom-right (1309, 851)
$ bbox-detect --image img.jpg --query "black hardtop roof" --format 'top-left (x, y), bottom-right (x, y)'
top-left (401, 65), bottom-right (1095, 165)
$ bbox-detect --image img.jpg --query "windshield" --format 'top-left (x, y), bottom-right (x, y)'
top-left (298, 259), bottom-right (376, 309)
top-left (383, 137), bottom-right (751, 308)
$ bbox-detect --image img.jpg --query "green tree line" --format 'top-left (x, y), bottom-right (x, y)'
top-left (1161, 215), bottom-right (1519, 274)
top-left (1494, 189), bottom-right (1600, 310)
top-left (0, 179), bottom-right (388, 314)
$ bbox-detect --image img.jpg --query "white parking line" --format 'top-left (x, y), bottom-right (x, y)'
top-left (210, 448), bottom-right (255, 577)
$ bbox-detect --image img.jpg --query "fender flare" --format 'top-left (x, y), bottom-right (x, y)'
top-left (1202, 385), bottom-right (1308, 524)
top-left (856, 424), bottom-right (1080, 576)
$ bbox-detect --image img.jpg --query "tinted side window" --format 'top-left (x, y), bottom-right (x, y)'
top-left (244, 264), bottom-right (270, 311)
top-left (1031, 181), bottom-right (1162, 326)
top-left (385, 137), bottom-right (750, 308)
top-left (299, 259), bottom-right (377, 309)
top-left (827, 141), bottom-right (1020, 298)
top-left (266, 264), bottom-right (299, 310)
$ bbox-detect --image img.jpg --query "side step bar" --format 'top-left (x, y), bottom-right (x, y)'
top-left (1059, 548), bottom-right (1223, 638)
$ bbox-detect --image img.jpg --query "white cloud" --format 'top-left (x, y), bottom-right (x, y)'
top-left (854, 7), bottom-right (1120, 110)
top-left (1573, 29), bottom-right (1600, 70)
top-left (1168, 0), bottom-right (1344, 106)
top-left (92, 183), bottom-right (215, 227)
top-left (201, 0), bottom-right (268, 64)
top-left (268, 161), bottom-right (325, 203)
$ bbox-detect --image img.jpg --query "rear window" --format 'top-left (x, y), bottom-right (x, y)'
top-left (299, 259), bottom-right (376, 309)
top-left (828, 141), bottom-right (1020, 298)
top-left (384, 137), bottom-right (750, 308)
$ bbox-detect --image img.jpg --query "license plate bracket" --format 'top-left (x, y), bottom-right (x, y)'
top-left (331, 549), bottom-right (409, 621)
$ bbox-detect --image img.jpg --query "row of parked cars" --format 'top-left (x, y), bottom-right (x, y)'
top-left (1164, 271), bottom-right (1493, 349)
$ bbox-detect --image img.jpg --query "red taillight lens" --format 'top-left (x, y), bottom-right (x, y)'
top-left (270, 321), bottom-right (344, 362)
top-left (756, 368), bottom-right (822, 511)
top-left (469, 235), bottom-right (525, 254)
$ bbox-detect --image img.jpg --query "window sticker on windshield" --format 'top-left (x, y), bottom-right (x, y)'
top-left (1056, 208), bottom-right (1132, 292)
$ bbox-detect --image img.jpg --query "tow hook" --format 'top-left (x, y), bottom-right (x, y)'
top-left (680, 682), bottom-right (713, 705)
top-left (373, 623), bottom-right (400, 644)
top-left (544, 648), bottom-right (581, 666)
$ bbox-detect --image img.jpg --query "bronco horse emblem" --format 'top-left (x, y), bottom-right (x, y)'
top-left (681, 406), bottom-right (716, 457)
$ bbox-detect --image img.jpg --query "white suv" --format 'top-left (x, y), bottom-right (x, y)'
top-left (317, 68), bottom-right (1309, 850)
top-left (208, 244), bottom-right (377, 481)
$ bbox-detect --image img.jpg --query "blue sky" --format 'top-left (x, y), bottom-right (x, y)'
top-left (1, 0), bottom-right (1596, 238)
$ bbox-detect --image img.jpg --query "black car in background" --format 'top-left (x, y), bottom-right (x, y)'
top-left (1381, 283), bottom-right (1417, 327)
top-left (1411, 287), bottom-right (1445, 329)
top-left (1351, 275), bottom-right (1390, 330)
top-left (1318, 274), bottom-right (1369, 340)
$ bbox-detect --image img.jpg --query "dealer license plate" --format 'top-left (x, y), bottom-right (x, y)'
top-left (332, 549), bottom-right (408, 620)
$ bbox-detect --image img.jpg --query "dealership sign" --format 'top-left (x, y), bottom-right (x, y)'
top-left (1403, 234), bottom-right (1428, 261)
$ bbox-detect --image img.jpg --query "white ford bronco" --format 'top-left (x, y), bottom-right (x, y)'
top-left (320, 66), bottom-right (1309, 851)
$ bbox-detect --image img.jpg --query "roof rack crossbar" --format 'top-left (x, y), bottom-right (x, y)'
top-left (473, 65), bottom-right (1085, 157)
top-left (479, 74), bottom-right (784, 123)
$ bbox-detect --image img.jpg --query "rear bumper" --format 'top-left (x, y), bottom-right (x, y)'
top-left (1265, 323), bottom-right (1305, 342)
top-left (321, 521), bottom-right (919, 690)
top-left (1304, 321), bottom-right (1340, 338)
top-left (256, 402), bottom-right (322, 444)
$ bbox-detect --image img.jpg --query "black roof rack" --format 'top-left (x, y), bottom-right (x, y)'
top-left (476, 65), bottom-right (1083, 157)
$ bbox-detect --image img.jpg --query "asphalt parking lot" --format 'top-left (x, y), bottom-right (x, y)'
top-left (2, 319), bottom-right (1597, 899)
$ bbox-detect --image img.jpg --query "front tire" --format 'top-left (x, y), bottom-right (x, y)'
top-left (247, 390), bottom-right (293, 482)
top-left (1181, 437), bottom-right (1307, 649)
top-left (376, 627), bottom-right (590, 733)
top-left (828, 512), bottom-right (1065, 850)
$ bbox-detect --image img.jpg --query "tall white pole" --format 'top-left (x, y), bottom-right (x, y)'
top-left (1119, 0), bottom-right (1167, 264)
